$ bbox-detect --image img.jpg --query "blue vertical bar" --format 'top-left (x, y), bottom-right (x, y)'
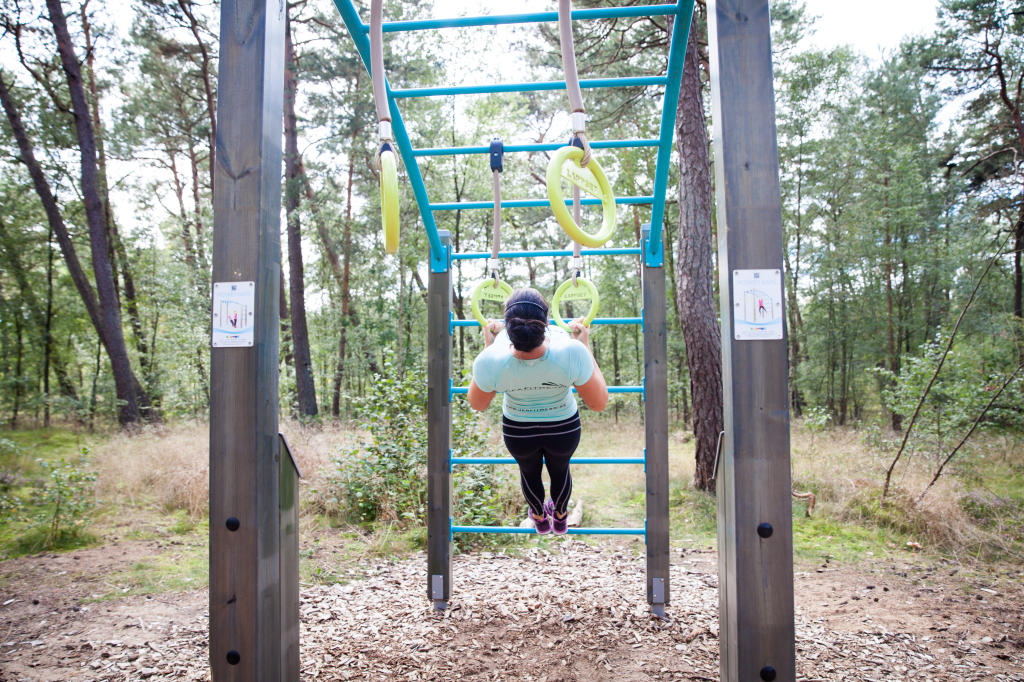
top-left (332, 0), bottom-right (448, 271)
top-left (646, 0), bottom-right (695, 267)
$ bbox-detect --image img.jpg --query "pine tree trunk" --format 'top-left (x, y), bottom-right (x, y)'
top-left (46, 0), bottom-right (141, 425)
top-left (785, 133), bottom-right (807, 416)
top-left (43, 224), bottom-right (54, 426)
top-left (177, 0), bottom-right (217, 197)
top-left (283, 13), bottom-right (318, 418)
top-left (2, 71), bottom-right (147, 425)
top-left (12, 313), bottom-right (23, 429)
top-left (82, 4), bottom-right (156, 415)
top-left (674, 15), bottom-right (723, 492)
top-left (1014, 208), bottom-right (1023, 335)
top-left (332, 149), bottom-right (357, 417)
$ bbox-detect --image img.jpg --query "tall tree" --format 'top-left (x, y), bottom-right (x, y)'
top-left (674, 10), bottom-right (722, 491)
top-left (283, 7), bottom-right (318, 418)
top-left (44, 0), bottom-right (147, 424)
top-left (916, 0), bottom-right (1024, 346)
top-left (0, 66), bottom-right (149, 426)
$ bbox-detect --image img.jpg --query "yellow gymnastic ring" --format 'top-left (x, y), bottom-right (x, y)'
top-left (379, 149), bottom-right (399, 254)
top-left (551, 277), bottom-right (600, 331)
top-left (470, 278), bottom-right (514, 328)
top-left (545, 146), bottom-right (616, 248)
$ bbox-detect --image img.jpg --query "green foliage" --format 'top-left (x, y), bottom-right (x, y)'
top-left (871, 332), bottom-right (1023, 469)
top-left (333, 362), bottom-right (429, 524)
top-left (0, 438), bottom-right (97, 554)
top-left (325, 360), bottom-right (516, 541)
top-left (804, 405), bottom-right (832, 433)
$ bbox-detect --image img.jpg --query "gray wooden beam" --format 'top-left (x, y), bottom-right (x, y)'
top-left (708, 1), bottom-right (795, 680)
top-left (642, 225), bottom-right (670, 616)
top-left (209, 1), bottom-right (290, 679)
top-left (279, 434), bottom-right (301, 678)
top-left (427, 231), bottom-right (453, 609)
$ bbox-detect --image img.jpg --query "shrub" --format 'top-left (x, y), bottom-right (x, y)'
top-left (329, 360), bottom-right (516, 537)
top-left (33, 455), bottom-right (97, 547)
top-left (1, 447), bottom-right (97, 553)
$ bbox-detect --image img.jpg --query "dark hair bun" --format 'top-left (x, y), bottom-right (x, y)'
top-left (506, 317), bottom-right (547, 352)
top-left (504, 288), bottom-right (549, 352)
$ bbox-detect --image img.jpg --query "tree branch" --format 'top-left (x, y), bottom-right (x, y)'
top-left (881, 231), bottom-right (1013, 499)
top-left (917, 363), bottom-right (1023, 503)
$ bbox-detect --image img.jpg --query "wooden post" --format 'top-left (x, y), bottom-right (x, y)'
top-left (642, 225), bottom-right (670, 616)
top-left (708, 1), bottom-right (795, 680)
top-left (209, 0), bottom-right (291, 679)
top-left (279, 434), bottom-right (301, 678)
top-left (427, 231), bottom-right (453, 609)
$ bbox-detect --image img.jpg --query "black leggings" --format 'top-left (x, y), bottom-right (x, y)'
top-left (502, 413), bottom-right (581, 517)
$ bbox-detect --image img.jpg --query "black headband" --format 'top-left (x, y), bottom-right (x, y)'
top-left (506, 300), bottom-right (548, 315)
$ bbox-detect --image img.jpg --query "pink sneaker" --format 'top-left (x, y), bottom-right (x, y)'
top-left (544, 500), bottom-right (568, 535)
top-left (531, 508), bottom-right (552, 534)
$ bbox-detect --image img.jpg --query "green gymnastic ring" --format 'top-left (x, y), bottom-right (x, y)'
top-left (551, 277), bottom-right (600, 331)
top-left (470, 278), bottom-right (514, 328)
top-left (545, 146), bottom-right (616, 248)
top-left (379, 149), bottom-right (399, 254)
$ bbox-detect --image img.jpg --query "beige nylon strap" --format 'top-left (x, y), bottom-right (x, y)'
top-left (558, 0), bottom-right (592, 167)
top-left (491, 169), bottom-right (501, 279)
top-left (370, 0), bottom-right (391, 132)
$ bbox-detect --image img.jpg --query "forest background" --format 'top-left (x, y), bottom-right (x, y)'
top-left (0, 0), bottom-right (1022, 558)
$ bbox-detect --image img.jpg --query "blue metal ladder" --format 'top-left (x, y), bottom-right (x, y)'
top-left (333, 0), bottom-right (695, 614)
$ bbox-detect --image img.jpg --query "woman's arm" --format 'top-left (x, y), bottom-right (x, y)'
top-left (570, 320), bottom-right (608, 412)
top-left (468, 320), bottom-right (502, 411)
top-left (467, 380), bottom-right (496, 411)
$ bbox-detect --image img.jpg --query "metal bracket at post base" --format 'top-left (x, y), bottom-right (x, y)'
top-left (650, 577), bottom-right (666, 619)
top-left (431, 574), bottom-right (447, 611)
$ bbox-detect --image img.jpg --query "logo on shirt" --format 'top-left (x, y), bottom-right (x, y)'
top-left (507, 382), bottom-right (568, 392)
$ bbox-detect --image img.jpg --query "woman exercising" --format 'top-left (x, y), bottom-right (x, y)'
top-left (468, 287), bottom-right (608, 534)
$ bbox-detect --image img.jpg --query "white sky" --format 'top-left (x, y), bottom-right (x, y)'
top-left (800, 0), bottom-right (940, 60)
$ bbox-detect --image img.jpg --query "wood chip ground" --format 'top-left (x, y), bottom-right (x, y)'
top-left (1, 541), bottom-right (1021, 680)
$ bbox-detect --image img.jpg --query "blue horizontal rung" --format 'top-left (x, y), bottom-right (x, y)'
top-left (392, 76), bottom-right (667, 99)
top-left (431, 196), bottom-right (654, 211)
top-left (451, 317), bottom-right (642, 328)
top-left (451, 525), bottom-right (646, 536)
top-left (414, 139), bottom-right (659, 157)
top-left (452, 457), bottom-right (645, 464)
top-left (453, 247), bottom-right (641, 260)
top-left (450, 385), bottom-right (642, 395)
top-left (379, 5), bottom-right (681, 32)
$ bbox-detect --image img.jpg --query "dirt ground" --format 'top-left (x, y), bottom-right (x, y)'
top-left (0, 536), bottom-right (1022, 681)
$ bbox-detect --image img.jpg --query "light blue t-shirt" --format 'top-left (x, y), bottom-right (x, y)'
top-left (472, 327), bottom-right (594, 422)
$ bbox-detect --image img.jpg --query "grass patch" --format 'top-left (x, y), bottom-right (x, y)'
top-left (793, 514), bottom-right (911, 563)
top-left (0, 435), bottom-right (99, 558)
top-left (1, 429), bottom-right (93, 470)
top-left (91, 542), bottom-right (208, 600)
top-left (669, 485), bottom-right (718, 548)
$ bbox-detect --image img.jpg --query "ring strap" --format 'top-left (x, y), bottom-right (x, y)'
top-left (558, 0), bottom-right (592, 167)
top-left (370, 0), bottom-right (391, 133)
top-left (490, 138), bottom-right (504, 275)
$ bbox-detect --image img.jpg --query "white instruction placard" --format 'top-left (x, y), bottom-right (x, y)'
top-left (212, 281), bottom-right (255, 347)
top-left (732, 269), bottom-right (784, 340)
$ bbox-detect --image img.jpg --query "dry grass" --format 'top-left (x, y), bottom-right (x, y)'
top-left (91, 420), bottom-right (364, 519)
top-left (791, 420), bottom-right (1024, 561)
top-left (88, 414), bottom-right (1022, 563)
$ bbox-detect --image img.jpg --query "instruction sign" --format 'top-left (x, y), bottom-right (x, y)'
top-left (732, 269), bottom-right (784, 341)
top-left (212, 281), bottom-right (255, 347)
